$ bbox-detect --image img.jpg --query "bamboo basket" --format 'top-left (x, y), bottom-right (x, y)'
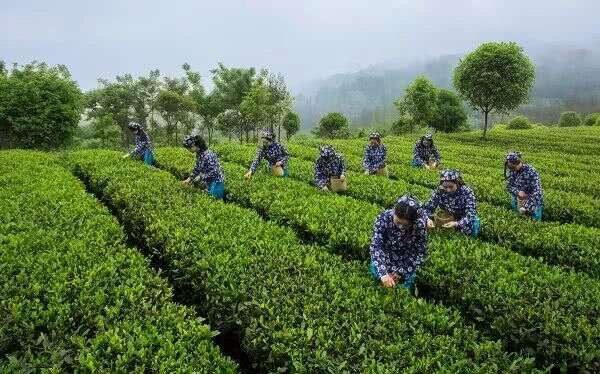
top-left (434, 209), bottom-right (455, 228)
top-left (329, 177), bottom-right (347, 192)
top-left (271, 165), bottom-right (284, 176)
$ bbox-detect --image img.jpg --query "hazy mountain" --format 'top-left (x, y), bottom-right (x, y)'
top-left (294, 41), bottom-right (600, 130)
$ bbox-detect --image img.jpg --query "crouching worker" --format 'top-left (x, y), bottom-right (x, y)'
top-left (424, 169), bottom-right (480, 237)
top-left (181, 134), bottom-right (225, 200)
top-left (505, 152), bottom-right (544, 221)
top-left (363, 132), bottom-right (388, 176)
top-left (412, 133), bottom-right (440, 169)
top-left (245, 129), bottom-right (289, 179)
top-left (122, 122), bottom-right (155, 166)
top-left (369, 195), bottom-right (428, 290)
top-left (314, 145), bottom-right (347, 192)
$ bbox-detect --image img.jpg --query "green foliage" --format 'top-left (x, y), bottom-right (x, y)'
top-left (596, 117), bottom-right (600, 126)
top-left (453, 42), bottom-right (536, 138)
top-left (314, 112), bottom-right (350, 138)
top-left (390, 115), bottom-right (414, 135)
top-left (558, 111), bottom-right (582, 127)
top-left (70, 149), bottom-right (537, 373)
top-left (240, 80), bottom-right (273, 131)
top-left (583, 113), bottom-right (600, 126)
top-left (282, 111), bottom-right (300, 140)
top-left (176, 143), bottom-right (600, 370)
top-left (216, 108), bottom-right (245, 141)
top-left (395, 76), bottom-right (438, 132)
top-left (431, 89), bottom-right (467, 132)
top-left (507, 116), bottom-right (532, 130)
top-left (90, 114), bottom-right (121, 148)
top-left (210, 63), bottom-right (256, 109)
top-left (0, 62), bottom-right (82, 149)
top-left (0, 150), bottom-right (235, 372)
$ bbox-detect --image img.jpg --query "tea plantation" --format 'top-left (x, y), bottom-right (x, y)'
top-left (2, 126), bottom-right (600, 372)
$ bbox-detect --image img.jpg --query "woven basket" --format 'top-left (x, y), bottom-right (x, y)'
top-left (375, 166), bottom-right (389, 177)
top-left (329, 177), bottom-right (347, 192)
top-left (434, 209), bottom-right (455, 227)
top-left (271, 165), bottom-right (284, 176)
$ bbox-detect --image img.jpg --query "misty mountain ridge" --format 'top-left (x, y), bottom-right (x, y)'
top-left (294, 41), bottom-right (600, 130)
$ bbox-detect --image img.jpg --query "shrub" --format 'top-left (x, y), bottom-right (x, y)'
top-left (558, 111), bottom-right (582, 127)
top-left (507, 116), bottom-right (532, 129)
top-left (584, 113), bottom-right (600, 126)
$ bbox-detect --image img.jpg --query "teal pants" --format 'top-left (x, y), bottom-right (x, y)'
top-left (511, 196), bottom-right (543, 221)
top-left (471, 216), bottom-right (481, 238)
top-left (143, 150), bottom-right (155, 166)
top-left (369, 262), bottom-right (416, 290)
top-left (208, 181), bottom-right (225, 200)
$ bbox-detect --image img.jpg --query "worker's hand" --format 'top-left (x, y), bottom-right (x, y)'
top-left (443, 221), bottom-right (458, 229)
top-left (122, 154), bottom-right (130, 159)
top-left (519, 207), bottom-right (528, 214)
top-left (244, 171), bottom-right (253, 179)
top-left (364, 170), bottom-right (370, 175)
top-left (381, 274), bottom-right (396, 288)
top-left (275, 161), bottom-right (283, 167)
top-left (518, 191), bottom-right (528, 199)
top-left (182, 178), bottom-right (192, 186)
top-left (321, 186), bottom-right (329, 192)
top-left (339, 174), bottom-right (346, 181)
top-left (427, 218), bottom-right (435, 229)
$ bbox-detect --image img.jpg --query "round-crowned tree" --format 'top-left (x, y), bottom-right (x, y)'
top-left (507, 116), bottom-right (532, 130)
top-left (314, 112), bottom-right (350, 139)
top-left (558, 111), bottom-right (582, 127)
top-left (453, 42), bottom-right (535, 138)
top-left (0, 62), bottom-right (83, 149)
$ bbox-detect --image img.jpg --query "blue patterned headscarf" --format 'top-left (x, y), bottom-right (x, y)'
top-left (394, 195), bottom-right (422, 223)
top-left (261, 128), bottom-right (275, 141)
top-left (369, 132), bottom-right (382, 140)
top-left (440, 169), bottom-right (462, 182)
top-left (319, 145), bottom-right (336, 159)
top-left (505, 151), bottom-right (522, 163)
top-left (127, 122), bottom-right (142, 131)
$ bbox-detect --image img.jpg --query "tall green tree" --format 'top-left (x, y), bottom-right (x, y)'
top-left (211, 63), bottom-right (256, 109)
top-left (240, 80), bottom-right (273, 142)
top-left (91, 113), bottom-right (121, 148)
top-left (154, 76), bottom-right (195, 145)
top-left (430, 89), bottom-right (467, 132)
top-left (86, 70), bottom-right (160, 147)
top-left (282, 111), bottom-right (300, 140)
top-left (453, 42), bottom-right (535, 138)
top-left (314, 112), bottom-right (350, 139)
top-left (216, 109), bottom-right (244, 142)
top-left (260, 70), bottom-right (292, 140)
top-left (0, 62), bottom-right (82, 149)
top-left (394, 76), bottom-right (438, 133)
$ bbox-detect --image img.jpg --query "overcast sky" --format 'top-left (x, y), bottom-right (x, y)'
top-left (2, 0), bottom-right (599, 92)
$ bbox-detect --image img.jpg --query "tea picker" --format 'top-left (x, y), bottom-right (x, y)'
top-left (369, 195), bottom-right (428, 290)
top-left (505, 151), bottom-right (544, 221)
top-left (122, 122), bottom-right (155, 166)
top-left (411, 133), bottom-right (441, 169)
top-left (181, 134), bottom-right (225, 200)
top-left (314, 145), bottom-right (347, 192)
top-left (244, 129), bottom-right (289, 179)
top-left (363, 132), bottom-right (388, 176)
top-left (424, 169), bottom-right (480, 237)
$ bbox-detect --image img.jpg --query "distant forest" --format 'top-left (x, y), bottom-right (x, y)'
top-left (294, 42), bottom-right (600, 130)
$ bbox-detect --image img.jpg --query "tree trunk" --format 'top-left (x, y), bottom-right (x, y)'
top-left (483, 111), bottom-right (489, 139)
top-left (278, 123), bottom-right (281, 142)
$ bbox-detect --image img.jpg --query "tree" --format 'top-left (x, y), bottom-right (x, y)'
top-left (261, 70), bottom-right (292, 140)
top-left (154, 78), bottom-right (195, 145)
top-left (430, 89), bottom-right (467, 132)
top-left (0, 62), bottom-right (82, 149)
top-left (394, 76), bottom-right (438, 133)
top-left (390, 115), bottom-right (413, 135)
top-left (86, 70), bottom-right (160, 147)
top-left (507, 115), bottom-right (532, 130)
top-left (583, 113), bottom-right (600, 127)
top-left (240, 80), bottom-right (273, 142)
top-left (313, 112), bottom-right (350, 139)
top-left (453, 42), bottom-right (535, 138)
top-left (558, 111), bottom-right (582, 127)
top-left (91, 114), bottom-right (121, 148)
top-left (211, 63), bottom-right (256, 109)
top-left (216, 109), bottom-right (244, 142)
top-left (282, 111), bottom-right (300, 140)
